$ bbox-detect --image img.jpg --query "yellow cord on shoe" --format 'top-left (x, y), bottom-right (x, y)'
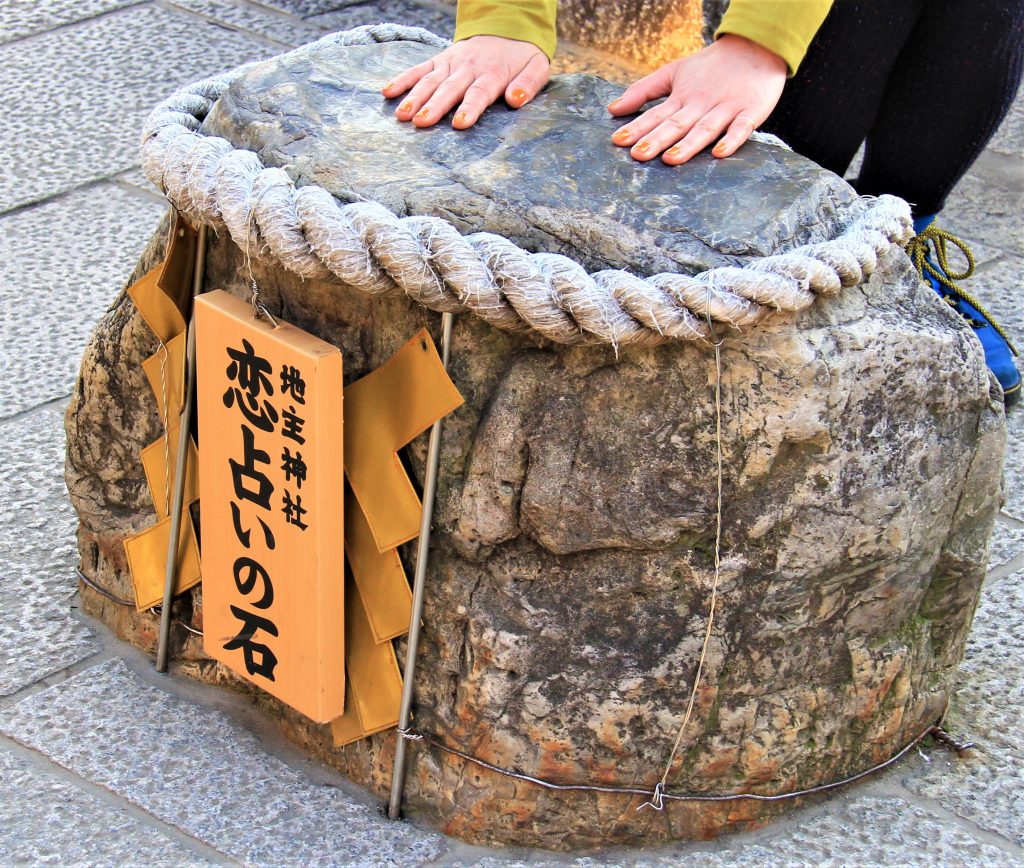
top-left (905, 226), bottom-right (1018, 356)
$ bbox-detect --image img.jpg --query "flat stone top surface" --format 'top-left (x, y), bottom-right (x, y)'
top-left (204, 39), bottom-right (859, 275)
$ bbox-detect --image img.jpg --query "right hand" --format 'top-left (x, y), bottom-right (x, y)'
top-left (381, 35), bottom-right (551, 129)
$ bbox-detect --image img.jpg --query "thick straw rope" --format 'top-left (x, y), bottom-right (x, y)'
top-left (141, 24), bottom-right (914, 347)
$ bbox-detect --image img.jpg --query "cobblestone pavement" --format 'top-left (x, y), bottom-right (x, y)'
top-left (1, 1), bottom-right (1022, 865)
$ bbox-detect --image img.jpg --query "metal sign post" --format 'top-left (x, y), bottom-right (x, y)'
top-left (156, 221), bottom-right (208, 673)
top-left (387, 311), bottom-right (455, 820)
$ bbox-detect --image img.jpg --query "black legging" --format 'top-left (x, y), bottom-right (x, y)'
top-left (762, 0), bottom-right (1024, 217)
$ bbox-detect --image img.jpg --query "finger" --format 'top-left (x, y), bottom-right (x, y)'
top-left (414, 66), bottom-right (476, 127)
top-left (628, 104), bottom-right (705, 160)
top-left (382, 58), bottom-right (436, 99)
top-left (453, 72), bottom-right (506, 129)
top-left (505, 53), bottom-right (551, 108)
top-left (394, 60), bottom-right (450, 121)
top-left (711, 112), bottom-right (759, 158)
top-left (607, 66), bottom-right (674, 115)
top-left (611, 97), bottom-right (689, 149)
top-left (660, 104), bottom-right (738, 165)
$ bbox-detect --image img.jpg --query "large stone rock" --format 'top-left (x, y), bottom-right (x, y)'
top-left (66, 34), bottom-right (1005, 850)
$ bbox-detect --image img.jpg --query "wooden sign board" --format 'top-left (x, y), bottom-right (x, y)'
top-left (196, 290), bottom-right (345, 723)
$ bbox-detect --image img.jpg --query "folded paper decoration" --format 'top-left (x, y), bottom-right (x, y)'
top-left (123, 220), bottom-right (203, 612)
top-left (332, 329), bottom-right (464, 746)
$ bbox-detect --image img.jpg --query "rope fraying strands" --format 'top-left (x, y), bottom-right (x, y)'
top-left (140, 24), bottom-right (915, 349)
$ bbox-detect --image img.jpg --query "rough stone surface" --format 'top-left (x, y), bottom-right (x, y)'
top-left (203, 40), bottom-right (860, 275)
top-left (0, 747), bottom-right (207, 866)
top-left (0, 405), bottom-right (98, 696)
top-left (0, 658), bottom-right (447, 865)
top-left (0, 184), bottom-right (166, 418)
top-left (903, 572), bottom-right (1024, 846)
top-left (65, 35), bottom-right (1008, 850)
top-left (0, 4), bottom-right (273, 212)
top-left (453, 794), bottom-right (1016, 866)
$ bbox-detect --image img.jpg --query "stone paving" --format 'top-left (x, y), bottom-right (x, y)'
top-left (0, 1), bottom-right (1021, 864)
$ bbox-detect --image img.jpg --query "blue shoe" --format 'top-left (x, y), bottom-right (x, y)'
top-left (907, 215), bottom-right (1021, 408)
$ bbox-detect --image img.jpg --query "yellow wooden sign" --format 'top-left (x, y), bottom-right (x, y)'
top-left (196, 290), bottom-right (345, 724)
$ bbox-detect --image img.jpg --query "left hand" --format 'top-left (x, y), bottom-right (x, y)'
top-left (608, 34), bottom-right (788, 165)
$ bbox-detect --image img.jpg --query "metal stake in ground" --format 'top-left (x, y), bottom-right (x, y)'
top-left (388, 311), bottom-right (455, 821)
top-left (156, 221), bottom-right (208, 673)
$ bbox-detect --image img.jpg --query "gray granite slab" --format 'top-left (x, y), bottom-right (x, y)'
top-left (0, 4), bottom-right (273, 213)
top-left (310, 1), bottom-right (454, 38)
top-left (1001, 403), bottom-right (1024, 519)
top-left (0, 184), bottom-right (166, 418)
top-left (166, 0), bottom-right (329, 47)
top-left (0, 0), bottom-right (140, 45)
top-left (967, 254), bottom-right (1024, 357)
top-left (942, 168), bottom-right (1024, 259)
top-left (987, 516), bottom-right (1024, 572)
top-left (0, 746), bottom-right (213, 866)
top-left (113, 165), bottom-right (165, 199)
top-left (445, 795), bottom-right (1016, 865)
top-left (903, 572), bottom-right (1024, 846)
top-left (0, 405), bottom-right (98, 696)
top-left (988, 87), bottom-right (1024, 161)
top-left (255, 0), bottom-right (366, 17)
top-left (0, 658), bottom-right (447, 865)
top-left (701, 795), bottom-right (1018, 866)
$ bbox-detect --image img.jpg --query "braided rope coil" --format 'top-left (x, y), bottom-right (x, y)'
top-left (141, 23), bottom-right (914, 347)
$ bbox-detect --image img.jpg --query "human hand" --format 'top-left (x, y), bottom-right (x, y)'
top-left (382, 35), bottom-right (550, 129)
top-left (608, 34), bottom-right (787, 165)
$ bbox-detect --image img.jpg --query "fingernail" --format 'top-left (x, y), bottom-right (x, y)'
top-left (665, 146), bottom-right (682, 158)
top-left (383, 80), bottom-right (395, 92)
top-left (454, 111), bottom-right (468, 127)
top-left (510, 88), bottom-right (528, 106)
top-left (612, 128), bottom-right (631, 143)
top-left (399, 100), bottom-right (413, 113)
top-left (608, 97), bottom-right (622, 111)
top-left (634, 140), bottom-right (651, 154)
top-left (415, 108), bottom-right (430, 120)
top-left (712, 143), bottom-right (728, 157)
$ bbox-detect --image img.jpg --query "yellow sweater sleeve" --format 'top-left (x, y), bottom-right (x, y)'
top-left (716, 0), bottom-right (833, 76)
top-left (453, 0), bottom-right (558, 61)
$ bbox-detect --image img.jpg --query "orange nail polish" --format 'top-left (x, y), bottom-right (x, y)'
top-left (399, 100), bottom-right (413, 113)
top-left (415, 108), bottom-right (430, 120)
top-left (454, 111), bottom-right (468, 127)
top-left (383, 80), bottom-right (395, 92)
top-left (635, 141), bottom-right (651, 154)
top-left (665, 146), bottom-right (682, 157)
top-left (510, 88), bottom-right (528, 106)
top-left (612, 128), bottom-right (631, 143)
top-left (712, 143), bottom-right (728, 157)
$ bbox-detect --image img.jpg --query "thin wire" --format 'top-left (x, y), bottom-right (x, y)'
top-left (244, 187), bottom-right (280, 327)
top-left (400, 723), bottom-right (970, 804)
top-left (641, 290), bottom-right (726, 812)
top-left (75, 568), bottom-right (204, 637)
